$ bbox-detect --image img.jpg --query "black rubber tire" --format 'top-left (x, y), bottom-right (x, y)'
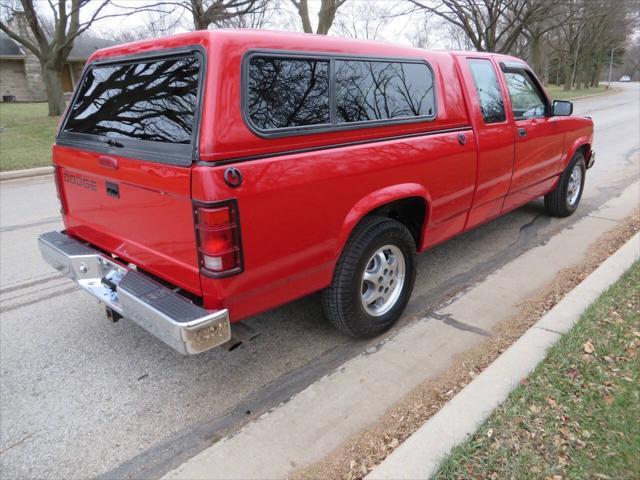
top-left (322, 216), bottom-right (416, 338)
top-left (544, 152), bottom-right (586, 217)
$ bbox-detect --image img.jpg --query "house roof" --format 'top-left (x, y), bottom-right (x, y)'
top-left (0, 30), bottom-right (113, 61)
top-left (68, 35), bottom-right (115, 61)
top-left (0, 31), bottom-right (25, 58)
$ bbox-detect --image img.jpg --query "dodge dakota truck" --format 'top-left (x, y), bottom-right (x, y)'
top-left (38, 30), bottom-right (595, 355)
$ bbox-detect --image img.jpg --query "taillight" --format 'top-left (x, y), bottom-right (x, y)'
top-left (195, 201), bottom-right (243, 277)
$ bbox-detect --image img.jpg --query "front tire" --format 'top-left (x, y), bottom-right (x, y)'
top-left (322, 216), bottom-right (416, 338)
top-left (544, 152), bottom-right (586, 217)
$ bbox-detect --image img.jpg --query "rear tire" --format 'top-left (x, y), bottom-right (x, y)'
top-left (322, 216), bottom-right (416, 338)
top-left (544, 152), bottom-right (586, 217)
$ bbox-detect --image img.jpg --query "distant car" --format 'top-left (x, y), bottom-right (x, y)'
top-left (620, 75), bottom-right (631, 82)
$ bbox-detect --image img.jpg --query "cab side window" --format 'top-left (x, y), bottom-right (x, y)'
top-left (467, 59), bottom-right (506, 123)
top-left (504, 70), bottom-right (546, 120)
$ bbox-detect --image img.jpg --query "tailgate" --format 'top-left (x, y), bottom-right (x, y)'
top-left (54, 48), bottom-right (205, 295)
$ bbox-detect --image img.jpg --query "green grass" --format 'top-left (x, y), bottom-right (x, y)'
top-left (0, 102), bottom-right (58, 171)
top-left (545, 84), bottom-right (609, 101)
top-left (434, 261), bottom-right (640, 480)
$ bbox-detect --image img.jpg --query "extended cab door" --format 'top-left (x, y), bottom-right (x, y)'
top-left (457, 56), bottom-right (515, 229)
top-left (500, 64), bottom-right (563, 197)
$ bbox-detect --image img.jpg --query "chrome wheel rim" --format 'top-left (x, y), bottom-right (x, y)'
top-left (360, 245), bottom-right (406, 317)
top-left (567, 164), bottom-right (582, 206)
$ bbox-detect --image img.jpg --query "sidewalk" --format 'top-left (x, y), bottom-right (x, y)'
top-left (164, 183), bottom-right (639, 480)
top-left (368, 232), bottom-right (639, 479)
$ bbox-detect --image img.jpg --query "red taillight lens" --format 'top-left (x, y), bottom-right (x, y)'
top-left (195, 203), bottom-right (243, 276)
top-left (199, 226), bottom-right (235, 253)
top-left (198, 207), bottom-right (231, 226)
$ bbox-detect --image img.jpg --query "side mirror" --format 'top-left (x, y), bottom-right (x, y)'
top-left (552, 100), bottom-right (573, 116)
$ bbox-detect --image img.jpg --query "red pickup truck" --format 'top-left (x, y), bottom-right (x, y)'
top-left (39, 30), bottom-right (594, 355)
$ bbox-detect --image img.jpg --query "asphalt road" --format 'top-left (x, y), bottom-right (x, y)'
top-left (1, 82), bottom-right (638, 480)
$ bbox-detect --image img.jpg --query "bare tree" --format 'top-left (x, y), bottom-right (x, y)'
top-left (619, 41), bottom-right (640, 81)
top-left (0, 0), bottom-right (171, 116)
top-left (333, 1), bottom-right (391, 40)
top-left (406, 13), bottom-right (430, 49)
top-left (408, 0), bottom-right (553, 53)
top-left (185, 0), bottom-right (270, 30)
top-left (406, 0), bottom-right (636, 91)
top-left (544, 0), bottom-right (634, 90)
top-left (521, 2), bottom-right (571, 78)
top-left (212, 0), bottom-right (282, 28)
top-left (102, 10), bottom-right (181, 44)
top-left (441, 21), bottom-right (474, 51)
top-left (290, 0), bottom-right (348, 35)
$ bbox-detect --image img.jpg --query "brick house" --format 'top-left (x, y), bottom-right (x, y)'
top-left (0, 31), bottom-right (113, 102)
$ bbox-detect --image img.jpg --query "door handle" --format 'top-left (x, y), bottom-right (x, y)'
top-left (98, 155), bottom-right (118, 170)
top-left (518, 127), bottom-right (527, 137)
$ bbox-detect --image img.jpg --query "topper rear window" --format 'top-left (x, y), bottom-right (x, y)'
top-left (58, 50), bottom-right (203, 166)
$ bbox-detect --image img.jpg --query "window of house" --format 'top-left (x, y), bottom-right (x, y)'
top-left (247, 56), bottom-right (330, 130)
top-left (468, 59), bottom-right (506, 123)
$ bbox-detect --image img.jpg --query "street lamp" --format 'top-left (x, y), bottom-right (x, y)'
top-left (608, 44), bottom-right (626, 88)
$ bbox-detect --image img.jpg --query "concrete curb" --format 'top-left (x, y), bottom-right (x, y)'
top-left (0, 166), bottom-right (53, 181)
top-left (566, 86), bottom-right (617, 101)
top-left (367, 232), bottom-right (640, 480)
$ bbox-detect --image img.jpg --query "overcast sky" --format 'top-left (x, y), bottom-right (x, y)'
top-left (31, 0), bottom-right (452, 49)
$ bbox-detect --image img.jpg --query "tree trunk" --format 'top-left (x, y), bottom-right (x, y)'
top-left (191, 0), bottom-right (209, 30)
top-left (542, 56), bottom-right (550, 86)
top-left (194, 16), bottom-right (209, 30)
top-left (529, 34), bottom-right (543, 77)
top-left (591, 56), bottom-right (602, 87)
top-left (294, 0), bottom-right (313, 34)
top-left (42, 64), bottom-right (66, 117)
top-left (562, 61), bottom-right (573, 91)
top-left (316, 0), bottom-right (337, 35)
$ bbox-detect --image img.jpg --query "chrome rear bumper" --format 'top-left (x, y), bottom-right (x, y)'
top-left (37, 231), bottom-right (230, 355)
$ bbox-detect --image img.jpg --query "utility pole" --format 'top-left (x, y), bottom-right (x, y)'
top-left (570, 23), bottom-right (583, 89)
top-left (608, 44), bottom-right (626, 88)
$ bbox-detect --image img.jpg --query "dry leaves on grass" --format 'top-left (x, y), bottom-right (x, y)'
top-left (583, 340), bottom-right (595, 354)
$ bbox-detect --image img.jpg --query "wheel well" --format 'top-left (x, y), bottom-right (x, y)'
top-left (576, 143), bottom-right (591, 159)
top-left (366, 197), bottom-right (427, 248)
